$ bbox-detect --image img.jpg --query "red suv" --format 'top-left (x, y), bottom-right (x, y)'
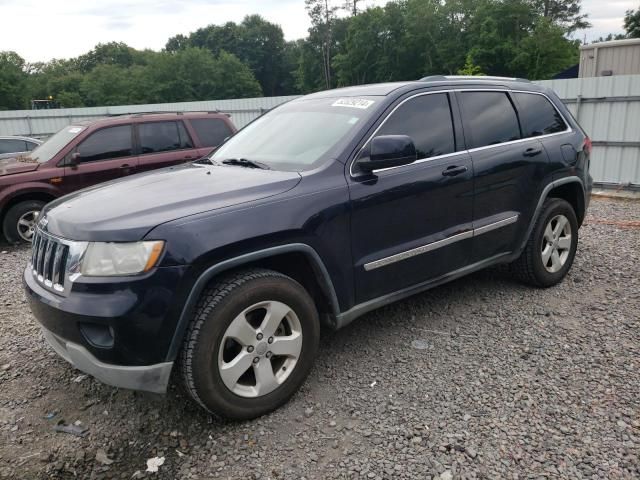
top-left (0, 112), bottom-right (236, 243)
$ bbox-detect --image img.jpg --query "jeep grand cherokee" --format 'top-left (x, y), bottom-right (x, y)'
top-left (24, 76), bottom-right (592, 419)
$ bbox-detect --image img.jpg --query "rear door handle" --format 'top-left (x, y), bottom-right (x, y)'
top-left (523, 147), bottom-right (543, 157)
top-left (119, 164), bottom-right (131, 169)
top-left (442, 165), bottom-right (468, 177)
top-left (183, 155), bottom-right (193, 160)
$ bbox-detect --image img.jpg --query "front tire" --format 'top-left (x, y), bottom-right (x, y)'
top-left (511, 198), bottom-right (579, 287)
top-left (179, 269), bottom-right (320, 420)
top-left (2, 200), bottom-right (45, 244)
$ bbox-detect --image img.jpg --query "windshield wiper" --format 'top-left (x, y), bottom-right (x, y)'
top-left (221, 158), bottom-right (270, 170)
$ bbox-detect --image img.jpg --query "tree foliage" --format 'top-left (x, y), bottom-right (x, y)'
top-left (0, 0), bottom-right (594, 109)
top-left (625, 6), bottom-right (640, 38)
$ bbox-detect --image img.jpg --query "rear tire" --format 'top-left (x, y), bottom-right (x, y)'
top-left (511, 198), bottom-right (578, 287)
top-left (179, 268), bottom-right (320, 420)
top-left (2, 200), bottom-right (44, 244)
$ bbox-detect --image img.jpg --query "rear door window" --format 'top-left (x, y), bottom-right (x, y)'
top-left (190, 118), bottom-right (233, 148)
top-left (139, 121), bottom-right (187, 154)
top-left (513, 92), bottom-right (568, 138)
top-left (375, 93), bottom-right (456, 160)
top-left (460, 92), bottom-right (521, 148)
top-left (76, 125), bottom-right (133, 162)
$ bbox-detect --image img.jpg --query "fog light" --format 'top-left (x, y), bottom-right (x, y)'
top-left (79, 323), bottom-right (115, 349)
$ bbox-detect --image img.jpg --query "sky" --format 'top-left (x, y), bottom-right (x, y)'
top-left (0, 0), bottom-right (635, 63)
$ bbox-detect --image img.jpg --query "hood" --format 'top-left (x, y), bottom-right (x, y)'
top-left (43, 163), bottom-right (301, 241)
top-left (0, 156), bottom-right (39, 176)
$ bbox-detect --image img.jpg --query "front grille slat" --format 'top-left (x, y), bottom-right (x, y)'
top-left (37, 238), bottom-right (48, 279)
top-left (52, 245), bottom-right (64, 287)
top-left (30, 230), bottom-right (73, 295)
top-left (44, 241), bottom-right (56, 282)
top-left (31, 233), bottom-right (40, 268)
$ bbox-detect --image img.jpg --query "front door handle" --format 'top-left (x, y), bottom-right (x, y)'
top-left (523, 147), bottom-right (543, 157)
top-left (119, 164), bottom-right (132, 173)
top-left (442, 165), bottom-right (468, 177)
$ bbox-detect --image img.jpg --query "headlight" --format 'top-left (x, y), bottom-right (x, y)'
top-left (81, 241), bottom-right (165, 276)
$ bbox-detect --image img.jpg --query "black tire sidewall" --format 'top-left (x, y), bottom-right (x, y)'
top-left (190, 274), bottom-right (320, 419)
top-left (531, 199), bottom-right (579, 287)
top-left (2, 201), bottom-right (45, 244)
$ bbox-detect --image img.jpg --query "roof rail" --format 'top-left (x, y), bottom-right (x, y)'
top-left (419, 75), bottom-right (531, 83)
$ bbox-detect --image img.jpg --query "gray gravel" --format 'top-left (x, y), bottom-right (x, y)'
top-left (1, 197), bottom-right (639, 479)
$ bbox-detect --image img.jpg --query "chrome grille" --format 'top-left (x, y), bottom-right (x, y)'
top-left (31, 230), bottom-right (71, 294)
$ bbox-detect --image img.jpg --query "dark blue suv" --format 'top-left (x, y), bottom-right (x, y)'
top-left (24, 76), bottom-right (592, 419)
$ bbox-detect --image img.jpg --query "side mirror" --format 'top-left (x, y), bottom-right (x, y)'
top-left (68, 152), bottom-right (81, 168)
top-left (357, 135), bottom-right (417, 173)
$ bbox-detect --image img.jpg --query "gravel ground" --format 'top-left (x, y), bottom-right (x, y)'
top-left (0, 197), bottom-right (639, 480)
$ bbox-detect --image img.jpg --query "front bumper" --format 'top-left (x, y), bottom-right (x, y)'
top-left (41, 326), bottom-right (173, 393)
top-left (24, 263), bottom-right (190, 393)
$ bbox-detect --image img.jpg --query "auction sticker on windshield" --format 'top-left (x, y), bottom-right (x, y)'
top-left (332, 98), bottom-right (375, 109)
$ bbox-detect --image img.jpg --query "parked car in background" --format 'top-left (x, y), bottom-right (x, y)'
top-left (24, 76), bottom-right (592, 419)
top-left (0, 112), bottom-right (236, 243)
top-left (0, 136), bottom-right (42, 160)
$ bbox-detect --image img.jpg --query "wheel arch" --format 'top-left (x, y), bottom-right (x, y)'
top-left (0, 188), bottom-right (58, 221)
top-left (166, 243), bottom-right (340, 362)
top-left (518, 176), bottom-right (585, 254)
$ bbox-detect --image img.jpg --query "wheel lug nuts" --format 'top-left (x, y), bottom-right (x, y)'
top-left (256, 333), bottom-right (263, 340)
top-left (247, 346), bottom-right (254, 353)
top-left (253, 357), bottom-right (260, 364)
top-left (266, 352), bottom-right (272, 358)
top-left (268, 337), bottom-right (273, 344)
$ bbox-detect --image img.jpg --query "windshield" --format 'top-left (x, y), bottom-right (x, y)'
top-left (211, 97), bottom-right (380, 171)
top-left (30, 125), bottom-right (86, 164)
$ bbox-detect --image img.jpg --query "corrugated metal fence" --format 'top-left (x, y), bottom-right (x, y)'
top-left (0, 95), bottom-right (300, 137)
top-left (1, 75), bottom-right (639, 186)
top-left (537, 75), bottom-right (640, 187)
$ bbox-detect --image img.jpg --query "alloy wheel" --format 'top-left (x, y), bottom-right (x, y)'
top-left (16, 210), bottom-right (39, 242)
top-left (541, 214), bottom-right (572, 273)
top-left (217, 300), bottom-right (303, 398)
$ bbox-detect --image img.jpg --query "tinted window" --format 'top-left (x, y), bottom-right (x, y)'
top-left (77, 125), bottom-right (133, 162)
top-left (25, 141), bottom-right (38, 151)
top-left (375, 94), bottom-right (455, 160)
top-left (0, 139), bottom-right (27, 154)
top-left (460, 92), bottom-right (521, 148)
top-left (177, 122), bottom-right (194, 149)
top-left (514, 93), bottom-right (567, 138)
top-left (139, 121), bottom-right (191, 154)
top-left (190, 118), bottom-right (232, 148)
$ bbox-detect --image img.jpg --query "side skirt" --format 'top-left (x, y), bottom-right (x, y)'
top-left (334, 252), bottom-right (515, 330)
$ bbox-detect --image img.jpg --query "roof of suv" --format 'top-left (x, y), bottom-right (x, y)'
top-left (72, 111), bottom-right (232, 128)
top-left (304, 76), bottom-right (545, 100)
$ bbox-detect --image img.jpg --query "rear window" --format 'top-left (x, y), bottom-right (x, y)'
top-left (460, 92), bottom-right (521, 149)
top-left (513, 92), bottom-right (568, 138)
top-left (190, 118), bottom-right (233, 148)
top-left (139, 121), bottom-right (192, 154)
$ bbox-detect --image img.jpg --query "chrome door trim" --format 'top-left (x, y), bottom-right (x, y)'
top-left (363, 214), bottom-right (519, 272)
top-left (363, 230), bottom-right (473, 272)
top-left (473, 215), bottom-right (519, 236)
top-left (350, 89), bottom-right (572, 177)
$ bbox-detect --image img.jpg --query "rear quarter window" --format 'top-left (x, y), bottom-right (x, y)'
top-left (190, 118), bottom-right (233, 148)
top-left (513, 92), bottom-right (568, 138)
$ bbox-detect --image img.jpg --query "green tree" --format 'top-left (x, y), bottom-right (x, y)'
top-left (306, 0), bottom-right (339, 89)
top-left (457, 54), bottom-right (485, 75)
top-left (165, 16), bottom-right (293, 96)
top-left (0, 51), bottom-right (28, 110)
top-left (510, 18), bottom-right (579, 78)
top-left (624, 6), bottom-right (640, 38)
top-left (529, 0), bottom-right (590, 32)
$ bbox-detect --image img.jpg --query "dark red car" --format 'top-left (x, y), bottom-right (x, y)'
top-left (0, 112), bottom-right (236, 243)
